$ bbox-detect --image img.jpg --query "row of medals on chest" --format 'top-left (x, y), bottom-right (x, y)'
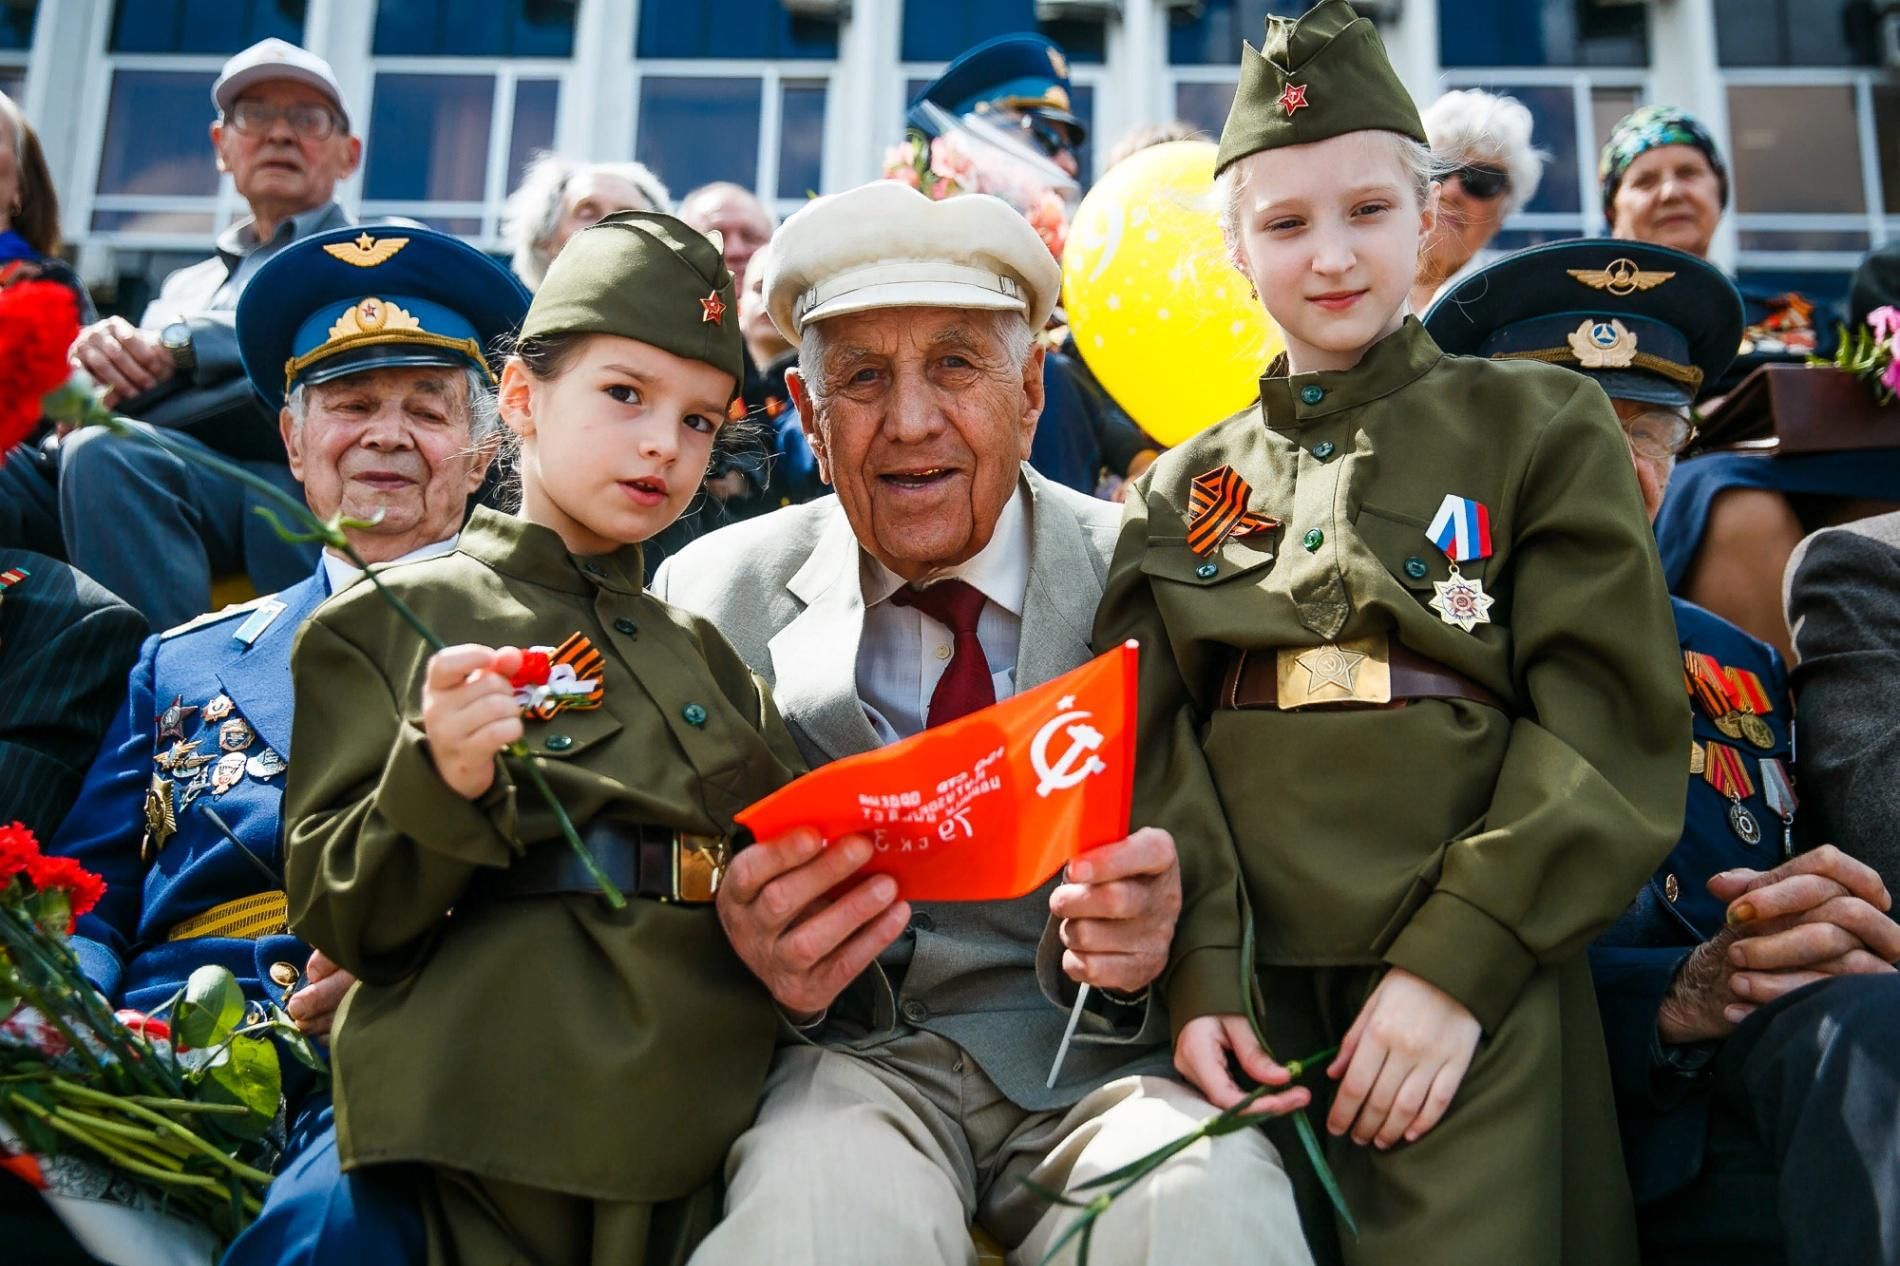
top-left (141, 693), bottom-right (286, 861)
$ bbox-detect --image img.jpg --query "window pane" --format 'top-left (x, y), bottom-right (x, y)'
top-left (1728, 84), bottom-right (1865, 215)
top-left (1169, 1), bottom-right (1311, 66)
top-left (89, 209), bottom-right (217, 235)
top-left (636, 77), bottom-right (762, 198)
top-left (901, 0), bottom-right (1105, 65)
top-left (111, 0), bottom-right (303, 55)
top-left (365, 74), bottom-right (495, 202)
top-left (1439, 0), bottom-right (1646, 68)
top-left (1714, 0), bottom-right (1878, 67)
top-left (0, 1), bottom-right (36, 52)
top-left (508, 78), bottom-right (560, 190)
top-left (778, 82), bottom-right (826, 200)
top-left (1878, 83), bottom-right (1900, 217)
top-left (0, 68), bottom-right (24, 102)
top-left (640, 0), bottom-right (838, 60)
top-left (1737, 228), bottom-right (1871, 252)
top-left (96, 70), bottom-right (219, 197)
top-left (1590, 86), bottom-right (1642, 168)
top-left (374, 0), bottom-right (576, 58)
top-left (1069, 81), bottom-right (1095, 186)
top-left (1174, 80), bottom-right (1238, 140)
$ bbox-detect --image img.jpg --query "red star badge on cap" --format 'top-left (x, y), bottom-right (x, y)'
top-left (699, 291), bottom-right (726, 326)
top-left (1279, 83), bottom-right (1309, 115)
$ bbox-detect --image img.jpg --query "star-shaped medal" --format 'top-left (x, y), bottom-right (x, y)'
top-left (1294, 644), bottom-right (1366, 695)
top-left (699, 290), bottom-right (727, 326)
top-left (1429, 570), bottom-right (1496, 632)
top-left (1278, 83), bottom-right (1310, 115)
top-left (142, 773), bottom-right (178, 862)
top-left (155, 695), bottom-right (199, 743)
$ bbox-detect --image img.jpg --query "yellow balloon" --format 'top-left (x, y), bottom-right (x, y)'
top-left (1062, 141), bottom-right (1282, 447)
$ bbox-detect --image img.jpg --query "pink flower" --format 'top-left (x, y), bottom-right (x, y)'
top-left (881, 142), bottom-right (923, 189)
top-left (1880, 356), bottom-right (1900, 397)
top-left (927, 180), bottom-right (955, 201)
top-left (1868, 305), bottom-right (1900, 343)
top-left (928, 136), bottom-right (978, 190)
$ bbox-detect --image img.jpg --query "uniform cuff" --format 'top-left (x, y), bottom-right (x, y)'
top-left (1383, 891), bottom-right (1536, 1032)
top-left (1164, 944), bottom-right (1247, 1040)
top-left (71, 936), bottom-right (123, 1001)
top-left (373, 722), bottom-right (517, 867)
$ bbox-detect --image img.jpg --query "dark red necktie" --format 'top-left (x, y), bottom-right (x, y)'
top-left (892, 579), bottom-right (995, 727)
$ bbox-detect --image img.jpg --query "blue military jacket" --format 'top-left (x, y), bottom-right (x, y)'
top-left (1589, 596), bottom-right (1795, 1204)
top-left (50, 569), bottom-right (328, 1019)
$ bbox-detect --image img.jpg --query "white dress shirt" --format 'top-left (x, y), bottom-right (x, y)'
top-left (855, 487), bottom-right (1030, 744)
top-left (320, 534), bottom-right (461, 595)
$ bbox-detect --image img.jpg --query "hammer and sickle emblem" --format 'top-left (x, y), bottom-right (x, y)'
top-left (1031, 701), bottom-right (1108, 800)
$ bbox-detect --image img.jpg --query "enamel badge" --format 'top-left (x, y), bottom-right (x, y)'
top-left (1278, 82), bottom-right (1309, 115)
top-left (1424, 494), bottom-right (1495, 631)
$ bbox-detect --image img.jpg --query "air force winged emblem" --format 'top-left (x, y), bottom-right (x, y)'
top-left (323, 233), bottom-right (410, 268)
top-left (1567, 257), bottom-right (1674, 297)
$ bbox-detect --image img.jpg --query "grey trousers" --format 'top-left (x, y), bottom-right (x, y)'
top-left (690, 1030), bottom-right (1313, 1266)
top-left (58, 420), bottom-right (315, 630)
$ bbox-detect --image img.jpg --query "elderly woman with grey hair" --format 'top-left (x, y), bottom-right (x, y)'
top-left (1409, 88), bottom-right (1545, 313)
top-left (501, 152), bottom-right (672, 290)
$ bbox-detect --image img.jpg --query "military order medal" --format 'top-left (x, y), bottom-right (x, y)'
top-left (1424, 493), bottom-right (1495, 632)
top-left (1688, 739), bottom-right (1705, 776)
top-left (1704, 741), bottom-right (1761, 847)
top-left (142, 774), bottom-right (177, 862)
top-left (1761, 757), bottom-right (1798, 858)
top-left (1722, 665), bottom-right (1776, 751)
top-left (1685, 651), bottom-right (1746, 739)
top-left (155, 694), bottom-right (199, 743)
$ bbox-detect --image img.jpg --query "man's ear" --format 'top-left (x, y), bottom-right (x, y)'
top-left (786, 368), bottom-right (830, 484)
top-left (1018, 343), bottom-right (1046, 460)
top-left (498, 359), bottom-right (535, 440)
top-left (337, 134), bottom-right (363, 179)
top-left (279, 404), bottom-right (304, 482)
top-left (211, 121), bottom-right (229, 174)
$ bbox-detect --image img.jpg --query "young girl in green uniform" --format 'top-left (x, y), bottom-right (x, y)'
top-left (284, 212), bottom-right (802, 1266)
top-left (1094, 4), bottom-right (1688, 1262)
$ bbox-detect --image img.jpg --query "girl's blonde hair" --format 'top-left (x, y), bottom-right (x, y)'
top-left (1216, 131), bottom-right (1439, 274)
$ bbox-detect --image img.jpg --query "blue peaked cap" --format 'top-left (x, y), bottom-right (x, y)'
top-left (907, 33), bottom-right (1085, 143)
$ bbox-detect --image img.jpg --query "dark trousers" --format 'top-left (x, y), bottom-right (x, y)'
top-left (0, 438), bottom-right (66, 560)
top-left (58, 420), bottom-right (315, 631)
top-left (1639, 972), bottom-right (1900, 1266)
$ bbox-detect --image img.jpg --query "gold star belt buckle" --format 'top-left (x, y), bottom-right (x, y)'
top-left (1274, 634), bottom-right (1393, 709)
top-left (671, 833), bottom-right (730, 904)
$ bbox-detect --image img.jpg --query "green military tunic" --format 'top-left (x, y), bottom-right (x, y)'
top-left (1094, 318), bottom-right (1689, 1265)
top-left (284, 506), bottom-right (803, 1263)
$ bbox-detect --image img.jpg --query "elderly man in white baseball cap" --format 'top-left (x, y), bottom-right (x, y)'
top-left (655, 181), bottom-right (1309, 1266)
top-left (58, 37), bottom-right (363, 631)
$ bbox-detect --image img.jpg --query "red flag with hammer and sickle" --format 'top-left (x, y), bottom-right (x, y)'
top-left (737, 642), bottom-right (1139, 902)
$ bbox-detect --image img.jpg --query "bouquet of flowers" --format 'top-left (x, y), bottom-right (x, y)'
top-left (883, 101), bottom-right (1078, 260)
top-left (0, 822), bottom-right (317, 1242)
top-left (1816, 305), bottom-right (1900, 405)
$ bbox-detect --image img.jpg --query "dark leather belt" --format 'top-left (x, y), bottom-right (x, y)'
top-left (463, 821), bottom-right (730, 906)
top-left (1219, 635), bottom-right (1505, 712)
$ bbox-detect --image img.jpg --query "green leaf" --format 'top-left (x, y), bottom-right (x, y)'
top-left (1293, 1107), bottom-right (1358, 1239)
top-left (260, 1003), bottom-right (330, 1077)
top-left (174, 966), bottom-right (245, 1048)
top-left (198, 1036), bottom-right (281, 1140)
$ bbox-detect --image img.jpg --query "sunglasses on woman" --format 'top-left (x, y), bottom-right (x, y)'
top-left (1450, 164), bottom-right (1510, 200)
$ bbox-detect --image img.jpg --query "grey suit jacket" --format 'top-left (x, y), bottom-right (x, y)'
top-left (1786, 511), bottom-right (1900, 891)
top-left (653, 465), bottom-right (1172, 1109)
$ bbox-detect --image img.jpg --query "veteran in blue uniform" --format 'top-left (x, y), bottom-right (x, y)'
top-left (46, 224), bottom-right (529, 1264)
top-left (1428, 239), bottom-right (1900, 1266)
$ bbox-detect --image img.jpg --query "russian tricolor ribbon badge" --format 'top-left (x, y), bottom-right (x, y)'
top-left (1425, 494), bottom-right (1493, 564)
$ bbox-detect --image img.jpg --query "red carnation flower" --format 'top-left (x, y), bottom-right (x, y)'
top-left (0, 279), bottom-right (82, 465)
top-left (0, 819), bottom-right (42, 885)
top-left (114, 1009), bottom-right (171, 1043)
top-left (23, 851), bottom-right (106, 920)
top-left (509, 648), bottom-right (552, 688)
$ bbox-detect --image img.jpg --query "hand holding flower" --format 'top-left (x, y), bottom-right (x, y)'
top-left (421, 644), bottom-right (528, 799)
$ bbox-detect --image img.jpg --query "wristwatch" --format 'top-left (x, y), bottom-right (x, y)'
top-left (160, 320), bottom-right (195, 373)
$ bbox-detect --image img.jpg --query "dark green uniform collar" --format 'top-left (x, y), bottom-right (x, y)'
top-left (1256, 316), bottom-right (1442, 429)
top-left (457, 505), bottom-right (646, 597)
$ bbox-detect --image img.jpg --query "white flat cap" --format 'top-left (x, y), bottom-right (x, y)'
top-left (213, 39), bottom-right (350, 131)
top-left (765, 181), bottom-right (1061, 339)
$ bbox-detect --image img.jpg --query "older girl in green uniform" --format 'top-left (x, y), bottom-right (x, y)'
top-left (1094, 4), bottom-right (1687, 1263)
top-left (284, 212), bottom-right (801, 1266)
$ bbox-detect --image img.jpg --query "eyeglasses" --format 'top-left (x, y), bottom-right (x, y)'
top-left (1449, 164), bottom-right (1510, 200)
top-left (1623, 408), bottom-right (1697, 460)
top-left (227, 100), bottom-right (341, 142)
top-left (1012, 113), bottom-right (1077, 163)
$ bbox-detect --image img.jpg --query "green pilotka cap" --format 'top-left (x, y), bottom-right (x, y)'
top-left (520, 210), bottom-right (744, 394)
top-left (1214, 0), bottom-right (1427, 176)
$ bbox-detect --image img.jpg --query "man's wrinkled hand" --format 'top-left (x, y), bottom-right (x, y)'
top-left (1049, 826), bottom-right (1180, 996)
top-left (715, 828), bottom-right (911, 1022)
top-left (70, 316), bottom-right (175, 407)
top-left (285, 950), bottom-right (355, 1045)
top-left (1173, 1014), bottom-right (1311, 1118)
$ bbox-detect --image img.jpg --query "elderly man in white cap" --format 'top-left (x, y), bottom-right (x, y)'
top-left (655, 181), bottom-right (1309, 1266)
top-left (58, 37), bottom-right (362, 630)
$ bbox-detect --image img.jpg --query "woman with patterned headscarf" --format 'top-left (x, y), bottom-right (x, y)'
top-left (1602, 105), bottom-right (1900, 661)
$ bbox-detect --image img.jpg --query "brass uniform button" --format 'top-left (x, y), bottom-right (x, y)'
top-left (269, 961), bottom-right (300, 989)
top-left (1664, 874), bottom-right (1680, 903)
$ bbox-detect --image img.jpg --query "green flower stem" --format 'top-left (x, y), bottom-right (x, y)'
top-left (51, 1079), bottom-right (277, 1186)
top-left (10, 1093), bottom-right (232, 1197)
top-left (48, 1106), bottom-right (189, 1171)
top-left (91, 412), bottom-right (628, 909)
top-left (125, 1096), bottom-right (253, 1117)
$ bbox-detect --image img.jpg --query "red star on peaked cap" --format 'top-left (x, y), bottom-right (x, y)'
top-left (760, 181), bottom-right (1063, 340)
top-left (1278, 82), bottom-right (1309, 115)
top-left (699, 291), bottom-right (726, 325)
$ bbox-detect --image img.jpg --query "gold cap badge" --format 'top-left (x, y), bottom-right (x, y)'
top-left (322, 233), bottom-right (409, 268)
top-left (1568, 258), bottom-right (1673, 297)
top-left (1568, 318), bottom-right (1639, 369)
